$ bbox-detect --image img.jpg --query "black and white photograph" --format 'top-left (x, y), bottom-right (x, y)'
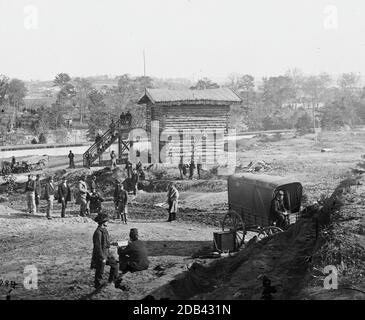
top-left (0, 0), bottom-right (364, 306)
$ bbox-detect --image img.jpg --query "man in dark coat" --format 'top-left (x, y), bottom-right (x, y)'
top-left (118, 228), bottom-right (149, 273)
top-left (114, 181), bottom-right (128, 223)
top-left (90, 176), bottom-right (97, 191)
top-left (91, 213), bottom-right (119, 289)
top-left (125, 160), bottom-right (133, 178)
top-left (131, 168), bottom-right (139, 196)
top-left (68, 150), bottom-right (75, 168)
top-left (178, 156), bottom-right (184, 179)
top-left (58, 177), bottom-right (71, 218)
top-left (34, 174), bottom-right (42, 213)
top-left (89, 189), bottom-right (104, 214)
top-left (125, 111), bottom-right (132, 126)
top-left (189, 159), bottom-right (195, 179)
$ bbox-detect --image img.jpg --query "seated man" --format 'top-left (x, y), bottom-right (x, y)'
top-left (118, 228), bottom-right (149, 274)
top-left (272, 190), bottom-right (289, 229)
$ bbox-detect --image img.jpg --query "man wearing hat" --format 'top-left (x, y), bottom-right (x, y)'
top-left (91, 213), bottom-right (119, 289)
top-left (272, 190), bottom-right (289, 229)
top-left (58, 177), bottom-right (71, 218)
top-left (44, 176), bottom-right (55, 220)
top-left (113, 180), bottom-right (128, 223)
top-left (118, 228), bottom-right (149, 273)
top-left (167, 182), bottom-right (179, 222)
top-left (77, 175), bottom-right (89, 217)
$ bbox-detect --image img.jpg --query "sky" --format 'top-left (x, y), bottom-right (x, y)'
top-left (0, 0), bottom-right (365, 81)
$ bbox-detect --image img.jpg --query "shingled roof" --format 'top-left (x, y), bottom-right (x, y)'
top-left (137, 87), bottom-right (242, 106)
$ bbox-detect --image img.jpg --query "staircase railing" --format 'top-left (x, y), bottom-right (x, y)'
top-left (83, 118), bottom-right (131, 167)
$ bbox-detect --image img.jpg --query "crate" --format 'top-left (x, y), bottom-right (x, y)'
top-left (288, 212), bottom-right (300, 224)
top-left (213, 231), bottom-right (236, 252)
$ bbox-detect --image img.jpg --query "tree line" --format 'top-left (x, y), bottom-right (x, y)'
top-left (1, 70), bottom-right (365, 144)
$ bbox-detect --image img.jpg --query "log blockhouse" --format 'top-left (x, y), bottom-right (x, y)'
top-left (137, 88), bottom-right (242, 165)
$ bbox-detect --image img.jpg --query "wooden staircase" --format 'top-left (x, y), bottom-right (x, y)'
top-left (83, 119), bottom-right (131, 167)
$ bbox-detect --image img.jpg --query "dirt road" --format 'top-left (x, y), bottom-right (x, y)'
top-left (0, 206), bottom-right (221, 300)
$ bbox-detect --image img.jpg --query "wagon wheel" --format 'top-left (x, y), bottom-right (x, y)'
top-left (256, 226), bottom-right (283, 241)
top-left (221, 210), bottom-right (246, 249)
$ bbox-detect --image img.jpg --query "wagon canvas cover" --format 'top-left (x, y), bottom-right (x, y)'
top-left (228, 173), bottom-right (302, 226)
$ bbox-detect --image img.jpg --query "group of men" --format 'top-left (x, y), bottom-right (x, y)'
top-left (90, 181), bottom-right (179, 289)
top-left (25, 174), bottom-right (69, 219)
top-left (120, 111), bottom-right (132, 125)
top-left (24, 174), bottom-right (105, 219)
top-left (91, 214), bottom-right (149, 290)
top-left (178, 157), bottom-right (202, 180)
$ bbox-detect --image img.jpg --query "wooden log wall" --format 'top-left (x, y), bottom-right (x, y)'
top-left (146, 103), bottom-right (230, 165)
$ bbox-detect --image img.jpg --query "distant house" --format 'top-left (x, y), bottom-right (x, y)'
top-left (137, 87), bottom-right (242, 165)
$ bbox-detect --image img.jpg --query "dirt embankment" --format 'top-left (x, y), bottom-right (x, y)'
top-left (147, 169), bottom-right (365, 300)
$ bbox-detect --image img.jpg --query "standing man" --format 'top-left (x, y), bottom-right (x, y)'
top-left (189, 159), bottom-right (196, 180)
top-left (68, 150), bottom-right (75, 169)
top-left (125, 160), bottom-right (133, 178)
top-left (58, 177), bottom-right (71, 218)
top-left (25, 174), bottom-right (36, 214)
top-left (110, 150), bottom-right (117, 169)
top-left (89, 188), bottom-right (104, 214)
top-left (196, 157), bottom-right (202, 180)
top-left (34, 174), bottom-right (42, 213)
top-left (114, 181), bottom-right (128, 223)
top-left (167, 182), bottom-right (179, 222)
top-left (11, 156), bottom-right (16, 171)
top-left (110, 119), bottom-right (116, 137)
top-left (90, 176), bottom-right (97, 191)
top-left (44, 176), bottom-right (55, 220)
top-left (125, 111), bottom-right (132, 126)
top-left (77, 175), bottom-right (89, 217)
top-left (131, 168), bottom-right (139, 196)
top-left (120, 112), bottom-right (126, 125)
top-left (178, 156), bottom-right (184, 180)
top-left (91, 213), bottom-right (119, 290)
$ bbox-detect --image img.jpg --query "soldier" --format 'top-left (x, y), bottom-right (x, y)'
top-left (11, 156), bottom-right (16, 170)
top-left (89, 189), bottom-right (104, 214)
top-left (125, 111), bottom-right (132, 126)
top-left (25, 174), bottom-right (36, 214)
top-left (91, 213), bottom-right (119, 290)
top-left (110, 150), bottom-right (117, 169)
top-left (110, 119), bottom-right (116, 137)
top-left (178, 156), bottom-right (184, 180)
top-left (34, 174), bottom-right (42, 213)
top-left (131, 168), bottom-right (139, 196)
top-left (44, 176), bottom-right (55, 220)
top-left (58, 177), bottom-right (71, 218)
top-left (196, 157), bottom-right (202, 180)
top-left (117, 228), bottom-right (149, 274)
top-left (189, 159), bottom-right (196, 179)
top-left (120, 112), bottom-right (126, 124)
top-left (114, 181), bottom-right (128, 223)
top-left (90, 175), bottom-right (97, 191)
top-left (77, 175), bottom-right (89, 217)
top-left (68, 150), bottom-right (75, 169)
top-left (167, 182), bottom-right (179, 222)
top-left (125, 160), bottom-right (133, 178)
